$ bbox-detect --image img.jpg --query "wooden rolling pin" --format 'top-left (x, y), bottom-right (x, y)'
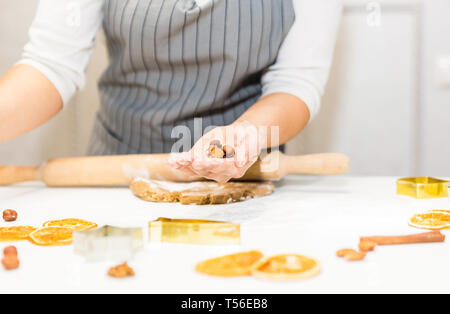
top-left (0, 151), bottom-right (349, 187)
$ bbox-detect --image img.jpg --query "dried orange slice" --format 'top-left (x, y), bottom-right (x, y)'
top-left (431, 210), bottom-right (450, 215)
top-left (43, 218), bottom-right (97, 231)
top-left (0, 226), bottom-right (37, 242)
top-left (28, 227), bottom-right (74, 246)
top-left (251, 254), bottom-right (321, 281)
top-left (409, 210), bottom-right (450, 230)
top-left (195, 250), bottom-right (264, 277)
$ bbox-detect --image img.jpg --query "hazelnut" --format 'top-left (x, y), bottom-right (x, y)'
top-left (222, 145), bottom-right (235, 158)
top-left (209, 140), bottom-right (222, 149)
top-left (2, 255), bottom-right (19, 270)
top-left (3, 246), bottom-right (18, 256)
top-left (208, 145), bottom-right (225, 158)
top-left (359, 240), bottom-right (377, 252)
top-left (3, 209), bottom-right (17, 222)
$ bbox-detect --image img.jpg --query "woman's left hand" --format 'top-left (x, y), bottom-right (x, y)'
top-left (169, 121), bottom-right (263, 183)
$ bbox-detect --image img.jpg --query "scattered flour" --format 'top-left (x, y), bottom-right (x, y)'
top-left (133, 178), bottom-right (215, 192)
top-left (122, 164), bottom-right (150, 180)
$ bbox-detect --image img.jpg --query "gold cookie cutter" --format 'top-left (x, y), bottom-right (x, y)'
top-left (397, 177), bottom-right (449, 199)
top-left (148, 218), bottom-right (240, 245)
top-left (73, 225), bottom-right (144, 262)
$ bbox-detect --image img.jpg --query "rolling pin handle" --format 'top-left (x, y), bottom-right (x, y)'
top-left (0, 166), bottom-right (41, 185)
top-left (282, 153), bottom-right (350, 176)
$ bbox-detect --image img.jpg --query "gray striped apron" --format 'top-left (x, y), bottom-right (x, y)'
top-left (88, 0), bottom-right (295, 155)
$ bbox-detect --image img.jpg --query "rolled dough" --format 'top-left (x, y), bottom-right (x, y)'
top-left (130, 179), bottom-right (275, 205)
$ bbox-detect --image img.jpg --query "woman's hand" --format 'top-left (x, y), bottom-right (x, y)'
top-left (169, 121), bottom-right (264, 183)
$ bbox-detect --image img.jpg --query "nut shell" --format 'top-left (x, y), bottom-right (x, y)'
top-left (359, 240), bottom-right (377, 252)
top-left (208, 145), bottom-right (225, 158)
top-left (336, 248), bottom-right (366, 261)
top-left (336, 249), bottom-right (355, 258)
top-left (108, 262), bottom-right (135, 278)
top-left (344, 251), bottom-right (366, 261)
top-left (209, 140), bottom-right (222, 149)
top-left (222, 145), bottom-right (235, 158)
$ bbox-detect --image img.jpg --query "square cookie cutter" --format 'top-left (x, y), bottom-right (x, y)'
top-left (149, 218), bottom-right (240, 245)
top-left (73, 225), bottom-right (144, 262)
top-left (397, 177), bottom-right (449, 199)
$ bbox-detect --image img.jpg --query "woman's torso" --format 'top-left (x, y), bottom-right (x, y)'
top-left (89, 0), bottom-right (295, 155)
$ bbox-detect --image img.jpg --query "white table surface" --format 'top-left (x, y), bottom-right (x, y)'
top-left (0, 176), bottom-right (449, 294)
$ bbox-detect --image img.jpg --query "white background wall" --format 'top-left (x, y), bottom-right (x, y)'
top-left (287, 0), bottom-right (450, 177)
top-left (0, 0), bottom-right (449, 176)
top-left (0, 0), bottom-right (108, 164)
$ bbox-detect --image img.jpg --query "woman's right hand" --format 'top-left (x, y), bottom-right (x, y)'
top-left (169, 121), bottom-right (263, 183)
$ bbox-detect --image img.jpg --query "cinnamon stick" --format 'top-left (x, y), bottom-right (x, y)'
top-left (360, 231), bottom-right (445, 246)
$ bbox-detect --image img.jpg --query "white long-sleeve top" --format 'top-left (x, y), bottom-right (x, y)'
top-left (19, 0), bottom-right (342, 119)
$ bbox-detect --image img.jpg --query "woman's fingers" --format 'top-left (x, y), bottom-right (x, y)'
top-left (189, 163), bottom-right (233, 183)
top-left (174, 155), bottom-right (249, 182)
top-left (176, 165), bottom-right (199, 178)
top-left (190, 158), bottom-right (243, 183)
top-left (168, 152), bottom-right (192, 168)
top-left (192, 158), bottom-right (228, 175)
top-left (169, 122), bottom-right (261, 183)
